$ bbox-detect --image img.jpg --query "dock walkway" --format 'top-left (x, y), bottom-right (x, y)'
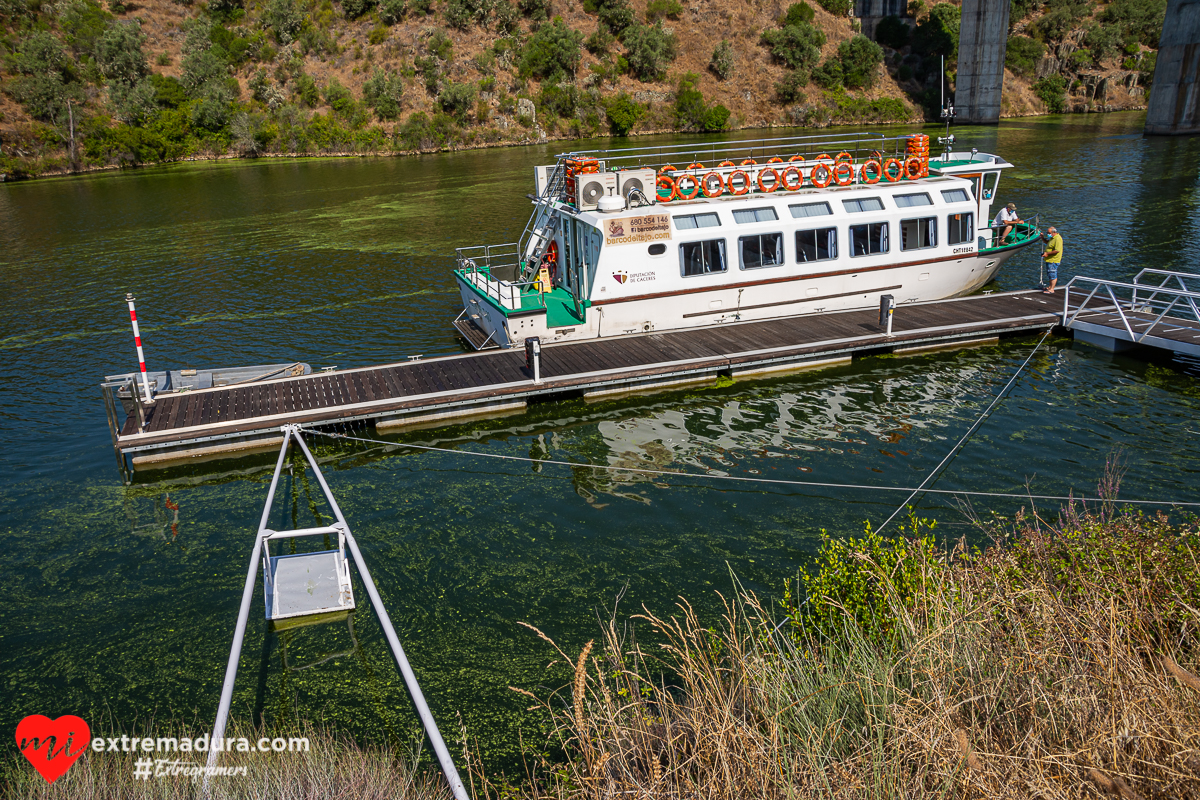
top-left (109, 290), bottom-right (1061, 469)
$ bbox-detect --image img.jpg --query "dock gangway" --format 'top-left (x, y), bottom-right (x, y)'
top-left (204, 425), bottom-right (468, 800)
top-left (1062, 269), bottom-right (1200, 357)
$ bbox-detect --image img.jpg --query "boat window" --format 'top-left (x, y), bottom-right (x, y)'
top-left (900, 217), bottom-right (937, 250)
top-left (789, 201), bottom-right (833, 218)
top-left (941, 189), bottom-right (970, 204)
top-left (947, 212), bottom-right (974, 246)
top-left (733, 207), bottom-right (779, 224)
top-left (894, 192), bottom-right (933, 208)
top-left (796, 227), bottom-right (837, 263)
top-left (673, 212), bottom-right (721, 230)
top-left (648, 243), bottom-right (667, 256)
top-left (982, 172), bottom-right (999, 200)
top-left (842, 197), bottom-right (885, 213)
top-left (679, 239), bottom-right (727, 276)
top-left (849, 222), bottom-right (889, 256)
top-left (739, 233), bottom-right (784, 269)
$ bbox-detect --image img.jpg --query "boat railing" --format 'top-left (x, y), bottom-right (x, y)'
top-left (455, 243), bottom-right (546, 311)
top-left (1062, 272), bottom-right (1200, 341)
top-left (556, 131), bottom-right (917, 172)
top-left (979, 218), bottom-right (1042, 252)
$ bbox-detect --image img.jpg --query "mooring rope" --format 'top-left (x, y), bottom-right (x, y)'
top-left (875, 329), bottom-right (1054, 532)
top-left (303, 411), bottom-right (1200, 510)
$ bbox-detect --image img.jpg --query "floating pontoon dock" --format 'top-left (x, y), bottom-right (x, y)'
top-left (103, 289), bottom-right (1066, 474)
top-left (1062, 269), bottom-right (1200, 357)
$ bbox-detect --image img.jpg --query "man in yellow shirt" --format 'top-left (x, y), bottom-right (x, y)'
top-left (1042, 226), bottom-right (1063, 294)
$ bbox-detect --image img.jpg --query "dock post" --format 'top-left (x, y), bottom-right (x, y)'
top-left (525, 336), bottom-right (542, 383)
top-left (880, 294), bottom-right (895, 336)
top-left (125, 293), bottom-right (155, 405)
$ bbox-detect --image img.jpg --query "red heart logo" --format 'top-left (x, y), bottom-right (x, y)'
top-left (16, 715), bottom-right (91, 784)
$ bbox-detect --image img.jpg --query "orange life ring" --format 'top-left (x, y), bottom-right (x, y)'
top-left (687, 162), bottom-right (704, 171)
top-left (883, 158), bottom-right (904, 182)
top-left (757, 167), bottom-right (781, 193)
top-left (727, 169), bottom-right (751, 195)
top-left (810, 163), bottom-right (832, 188)
top-left (835, 151), bottom-right (853, 164)
top-left (675, 173), bottom-right (701, 200)
top-left (656, 174), bottom-right (678, 201)
top-left (659, 164), bottom-right (677, 174)
top-left (860, 159), bottom-right (882, 184)
top-left (544, 240), bottom-right (559, 282)
top-left (780, 165), bottom-right (803, 190)
top-left (833, 162), bottom-right (854, 186)
top-left (788, 154), bottom-right (806, 162)
top-left (701, 171), bottom-right (725, 198)
top-left (718, 160), bottom-right (735, 168)
top-left (767, 156), bottom-right (784, 164)
top-left (740, 158), bottom-right (758, 166)
top-left (814, 153), bottom-right (833, 164)
top-left (905, 157), bottom-right (923, 180)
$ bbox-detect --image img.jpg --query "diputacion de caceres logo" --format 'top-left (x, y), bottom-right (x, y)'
top-left (16, 714), bottom-right (310, 783)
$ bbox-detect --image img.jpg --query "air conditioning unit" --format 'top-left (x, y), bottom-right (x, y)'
top-left (575, 172), bottom-right (617, 211)
top-left (615, 168), bottom-right (657, 204)
top-left (534, 165), bottom-right (553, 196)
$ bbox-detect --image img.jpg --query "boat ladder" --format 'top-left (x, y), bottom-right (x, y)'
top-left (518, 161), bottom-right (566, 282)
top-left (204, 425), bottom-right (469, 800)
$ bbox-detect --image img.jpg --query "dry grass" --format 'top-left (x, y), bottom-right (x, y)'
top-left (3, 720), bottom-right (452, 800)
top-left (499, 505), bottom-right (1200, 800)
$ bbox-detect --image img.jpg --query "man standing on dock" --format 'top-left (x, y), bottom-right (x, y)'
top-left (1042, 227), bottom-right (1063, 294)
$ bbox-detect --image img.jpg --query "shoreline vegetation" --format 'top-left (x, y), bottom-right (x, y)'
top-left (7, 465), bottom-right (1199, 798)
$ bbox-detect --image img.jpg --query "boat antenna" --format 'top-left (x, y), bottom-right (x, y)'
top-left (938, 55), bottom-right (956, 160)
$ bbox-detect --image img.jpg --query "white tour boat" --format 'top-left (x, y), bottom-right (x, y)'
top-left (452, 132), bottom-right (1041, 350)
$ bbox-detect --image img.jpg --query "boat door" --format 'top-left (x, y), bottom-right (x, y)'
top-left (559, 218), bottom-right (589, 321)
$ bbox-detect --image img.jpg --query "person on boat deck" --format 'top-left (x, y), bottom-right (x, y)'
top-left (1042, 227), bottom-right (1063, 294)
top-left (993, 203), bottom-right (1021, 244)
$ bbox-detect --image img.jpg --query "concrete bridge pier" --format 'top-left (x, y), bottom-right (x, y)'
top-left (954, 0), bottom-right (1011, 124)
top-left (1145, 0), bottom-right (1200, 135)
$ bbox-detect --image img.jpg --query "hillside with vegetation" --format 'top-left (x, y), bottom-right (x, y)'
top-left (0, 0), bottom-right (1167, 178)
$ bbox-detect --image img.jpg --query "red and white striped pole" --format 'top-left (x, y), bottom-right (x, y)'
top-left (126, 293), bottom-right (155, 404)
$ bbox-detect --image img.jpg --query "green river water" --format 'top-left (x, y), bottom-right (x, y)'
top-left (1, 111), bottom-right (1199, 772)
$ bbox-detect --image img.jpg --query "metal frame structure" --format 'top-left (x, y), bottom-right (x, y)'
top-left (204, 425), bottom-right (468, 800)
top-left (1062, 269), bottom-right (1200, 356)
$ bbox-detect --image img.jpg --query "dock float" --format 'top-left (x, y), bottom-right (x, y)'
top-left (103, 290), bottom-right (1063, 473)
top-left (1063, 269), bottom-right (1200, 357)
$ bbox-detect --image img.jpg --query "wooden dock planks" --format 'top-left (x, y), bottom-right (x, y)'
top-left (115, 291), bottom-right (1061, 454)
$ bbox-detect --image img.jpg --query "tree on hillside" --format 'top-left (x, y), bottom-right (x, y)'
top-left (838, 34), bottom-right (883, 89)
top-left (622, 21), bottom-right (676, 81)
top-left (519, 18), bottom-right (584, 82)
top-left (760, 19), bottom-right (825, 75)
top-left (10, 31), bottom-right (84, 130)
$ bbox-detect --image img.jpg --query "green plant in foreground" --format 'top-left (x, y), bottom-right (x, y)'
top-left (784, 511), bottom-right (943, 644)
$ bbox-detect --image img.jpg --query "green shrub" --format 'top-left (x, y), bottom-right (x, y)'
top-left (1139, 51), bottom-right (1156, 84)
top-left (397, 110), bottom-right (456, 148)
top-left (910, 1), bottom-right (958, 57)
top-left (1005, 34), bottom-right (1043, 76)
top-left (518, 0), bottom-right (549, 19)
top-left (96, 20), bottom-right (148, 84)
top-left (644, 0), bottom-right (680, 21)
top-left (519, 18), bottom-right (583, 81)
top-left (368, 24), bottom-right (389, 44)
top-left (410, 0), bottom-right (433, 13)
top-left (444, 0), bottom-right (491, 29)
top-left (672, 72), bottom-right (729, 131)
top-left (1068, 47), bottom-right (1094, 70)
top-left (1033, 0), bottom-right (1094, 43)
top-left (779, 1), bottom-right (813, 26)
top-left (709, 38), bottom-right (734, 80)
top-left (379, 0), bottom-right (405, 22)
top-left (874, 14), bottom-right (908, 49)
top-left (362, 68), bottom-right (403, 119)
top-left (294, 72), bottom-right (320, 106)
top-left (537, 81), bottom-right (579, 117)
top-left (837, 34), bottom-right (882, 89)
top-left (493, 0), bottom-right (518, 32)
top-left (583, 0), bottom-right (633, 35)
top-left (342, 0), bottom-right (375, 19)
top-left (263, 0), bottom-right (303, 44)
top-left (783, 514), bottom-right (942, 644)
top-left (604, 90), bottom-right (643, 134)
top-left (622, 21), bottom-right (675, 81)
top-left (438, 80), bottom-right (477, 119)
top-left (1101, 0), bottom-right (1166, 48)
top-left (150, 73), bottom-right (187, 107)
top-left (427, 28), bottom-right (453, 59)
top-left (1033, 74), bottom-right (1068, 112)
top-left (811, 57), bottom-right (841, 89)
top-left (815, 0), bottom-right (849, 14)
top-left (585, 23), bottom-right (615, 54)
top-left (1083, 22), bottom-right (1121, 62)
top-left (774, 68), bottom-right (808, 102)
top-left (760, 20), bottom-right (825, 72)
top-left (413, 55), bottom-right (440, 92)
